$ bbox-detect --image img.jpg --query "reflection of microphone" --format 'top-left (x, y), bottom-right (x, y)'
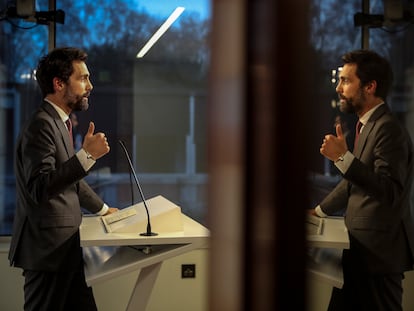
top-left (119, 140), bottom-right (157, 236)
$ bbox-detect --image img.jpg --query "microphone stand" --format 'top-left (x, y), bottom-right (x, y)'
top-left (119, 140), bottom-right (157, 236)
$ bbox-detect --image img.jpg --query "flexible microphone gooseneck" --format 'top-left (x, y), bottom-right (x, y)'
top-left (119, 140), bottom-right (157, 236)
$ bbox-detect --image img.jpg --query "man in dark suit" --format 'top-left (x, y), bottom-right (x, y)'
top-left (312, 49), bottom-right (414, 310)
top-left (9, 47), bottom-right (118, 310)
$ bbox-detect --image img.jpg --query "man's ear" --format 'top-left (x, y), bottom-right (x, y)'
top-left (365, 80), bottom-right (377, 95)
top-left (52, 77), bottom-right (65, 91)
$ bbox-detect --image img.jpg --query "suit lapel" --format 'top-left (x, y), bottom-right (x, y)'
top-left (353, 104), bottom-right (389, 158)
top-left (42, 102), bottom-right (74, 157)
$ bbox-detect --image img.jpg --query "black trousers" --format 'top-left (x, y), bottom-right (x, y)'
top-left (23, 232), bottom-right (97, 311)
top-left (328, 249), bottom-right (403, 311)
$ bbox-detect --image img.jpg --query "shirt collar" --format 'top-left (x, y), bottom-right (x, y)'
top-left (44, 98), bottom-right (70, 122)
top-left (359, 102), bottom-right (385, 126)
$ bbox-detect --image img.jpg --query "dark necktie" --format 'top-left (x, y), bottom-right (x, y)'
top-left (65, 118), bottom-right (73, 146)
top-left (354, 120), bottom-right (362, 151)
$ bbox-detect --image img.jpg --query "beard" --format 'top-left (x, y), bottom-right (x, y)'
top-left (74, 96), bottom-right (89, 111)
top-left (65, 91), bottom-right (90, 111)
top-left (338, 88), bottom-right (364, 115)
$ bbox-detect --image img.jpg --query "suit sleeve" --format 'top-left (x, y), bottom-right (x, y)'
top-left (320, 179), bottom-right (348, 215)
top-left (78, 179), bottom-right (104, 214)
top-left (21, 116), bottom-right (88, 204)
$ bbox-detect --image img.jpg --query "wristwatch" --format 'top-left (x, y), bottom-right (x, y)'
top-left (85, 150), bottom-right (95, 160)
top-left (335, 154), bottom-right (345, 162)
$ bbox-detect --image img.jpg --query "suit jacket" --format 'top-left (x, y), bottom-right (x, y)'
top-left (9, 101), bottom-right (104, 271)
top-left (321, 104), bottom-right (414, 274)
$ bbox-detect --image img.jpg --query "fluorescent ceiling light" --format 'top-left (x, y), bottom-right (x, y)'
top-left (136, 6), bottom-right (185, 58)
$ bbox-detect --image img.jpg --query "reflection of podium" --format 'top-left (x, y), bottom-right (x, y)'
top-left (307, 216), bottom-right (349, 288)
top-left (80, 195), bottom-right (209, 310)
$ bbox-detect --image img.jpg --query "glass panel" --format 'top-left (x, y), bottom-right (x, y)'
top-left (0, 0), bottom-right (49, 235)
top-left (308, 0), bottom-right (362, 204)
top-left (0, 0), bottom-right (211, 235)
top-left (308, 0), bottom-right (414, 205)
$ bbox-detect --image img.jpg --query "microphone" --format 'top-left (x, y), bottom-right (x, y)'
top-left (119, 140), bottom-right (157, 236)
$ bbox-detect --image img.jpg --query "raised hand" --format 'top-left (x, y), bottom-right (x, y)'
top-left (82, 122), bottom-right (110, 160)
top-left (320, 123), bottom-right (348, 162)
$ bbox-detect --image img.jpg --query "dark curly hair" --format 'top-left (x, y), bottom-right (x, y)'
top-left (35, 47), bottom-right (88, 97)
top-left (341, 49), bottom-right (393, 100)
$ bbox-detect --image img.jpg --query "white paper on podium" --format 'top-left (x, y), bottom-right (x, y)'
top-left (101, 195), bottom-right (183, 233)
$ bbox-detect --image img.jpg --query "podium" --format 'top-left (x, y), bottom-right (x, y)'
top-left (80, 196), bottom-right (209, 311)
top-left (307, 216), bottom-right (349, 288)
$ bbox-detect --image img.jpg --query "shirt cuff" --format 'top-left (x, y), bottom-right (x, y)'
top-left (95, 204), bottom-right (109, 216)
top-left (76, 148), bottom-right (96, 172)
top-left (334, 150), bottom-right (354, 174)
top-left (315, 205), bottom-right (328, 218)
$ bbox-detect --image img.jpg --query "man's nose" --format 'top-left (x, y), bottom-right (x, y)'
top-left (87, 79), bottom-right (93, 91)
top-left (335, 83), bottom-right (341, 93)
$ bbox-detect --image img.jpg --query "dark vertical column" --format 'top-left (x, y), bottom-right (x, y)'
top-left (208, 0), bottom-right (247, 309)
top-left (362, 0), bottom-right (370, 49)
top-left (209, 0), bottom-right (311, 310)
top-left (245, 1), bottom-right (311, 310)
top-left (48, 0), bottom-right (56, 51)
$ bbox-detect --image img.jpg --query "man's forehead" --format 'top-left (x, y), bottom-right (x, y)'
top-left (341, 63), bottom-right (357, 74)
top-left (72, 60), bottom-right (89, 74)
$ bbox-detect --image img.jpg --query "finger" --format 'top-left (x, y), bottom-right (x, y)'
top-left (87, 122), bottom-right (95, 136)
top-left (336, 123), bottom-right (343, 139)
